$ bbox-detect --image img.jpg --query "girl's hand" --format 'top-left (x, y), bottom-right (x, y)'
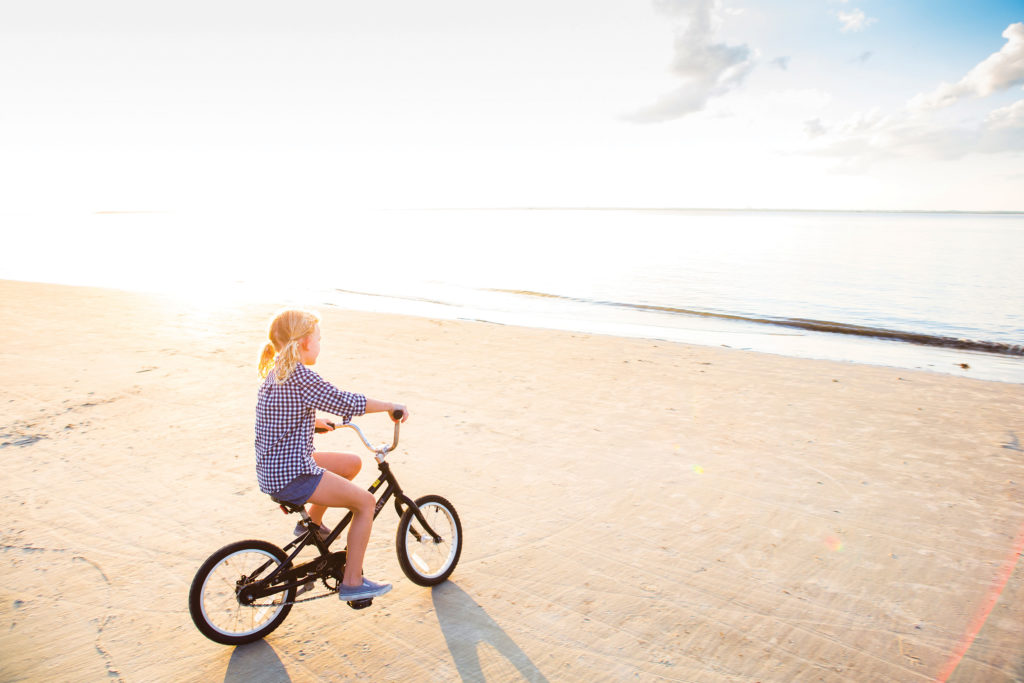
top-left (390, 404), bottom-right (409, 423)
top-left (314, 418), bottom-right (336, 432)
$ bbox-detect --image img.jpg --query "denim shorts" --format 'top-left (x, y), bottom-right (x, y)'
top-left (271, 472), bottom-right (324, 507)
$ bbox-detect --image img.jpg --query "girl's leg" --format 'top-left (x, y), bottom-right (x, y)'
top-left (306, 471), bottom-right (376, 587)
top-left (313, 451), bottom-right (361, 479)
top-left (307, 451), bottom-right (361, 526)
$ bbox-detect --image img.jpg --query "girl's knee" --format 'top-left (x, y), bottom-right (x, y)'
top-left (355, 490), bottom-right (375, 512)
top-left (348, 457), bottom-right (362, 478)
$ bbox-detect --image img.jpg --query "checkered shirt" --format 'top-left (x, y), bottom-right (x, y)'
top-left (254, 363), bottom-right (366, 494)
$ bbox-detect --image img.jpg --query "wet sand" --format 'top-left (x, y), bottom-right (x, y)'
top-left (1, 278), bottom-right (1022, 681)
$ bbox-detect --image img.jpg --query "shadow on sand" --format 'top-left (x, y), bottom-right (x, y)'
top-left (432, 582), bottom-right (550, 683)
top-left (224, 639), bottom-right (292, 683)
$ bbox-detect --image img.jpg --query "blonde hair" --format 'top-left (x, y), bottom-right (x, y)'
top-left (258, 309), bottom-right (320, 383)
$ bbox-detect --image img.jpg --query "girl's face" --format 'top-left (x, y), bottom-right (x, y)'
top-left (299, 325), bottom-right (322, 365)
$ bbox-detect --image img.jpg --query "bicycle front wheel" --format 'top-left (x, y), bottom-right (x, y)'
top-left (396, 494), bottom-right (463, 586)
top-left (188, 539), bottom-right (295, 645)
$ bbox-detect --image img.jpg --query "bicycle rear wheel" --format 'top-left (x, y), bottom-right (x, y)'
top-left (189, 539), bottom-right (295, 645)
top-left (396, 495), bottom-right (462, 586)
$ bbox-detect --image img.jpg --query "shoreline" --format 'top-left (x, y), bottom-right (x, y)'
top-left (2, 278), bottom-right (1023, 681)
top-left (4, 275), bottom-right (1024, 384)
top-left (320, 285), bottom-right (1024, 385)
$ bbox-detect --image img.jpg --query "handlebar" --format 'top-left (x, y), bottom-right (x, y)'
top-left (315, 411), bottom-right (403, 463)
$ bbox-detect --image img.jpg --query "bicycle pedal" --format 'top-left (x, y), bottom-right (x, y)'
top-left (346, 598), bottom-right (373, 610)
top-left (296, 580), bottom-right (315, 597)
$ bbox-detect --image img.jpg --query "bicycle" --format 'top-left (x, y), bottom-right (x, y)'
top-left (188, 410), bottom-right (462, 645)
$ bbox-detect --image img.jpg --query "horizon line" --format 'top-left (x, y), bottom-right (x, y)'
top-left (0, 206), bottom-right (1019, 217)
top-left (411, 206), bottom-right (1024, 215)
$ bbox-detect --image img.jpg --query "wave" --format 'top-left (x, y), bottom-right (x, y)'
top-left (488, 289), bottom-right (1024, 357)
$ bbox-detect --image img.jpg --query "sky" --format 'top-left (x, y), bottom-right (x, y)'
top-left (1, 0), bottom-right (1022, 213)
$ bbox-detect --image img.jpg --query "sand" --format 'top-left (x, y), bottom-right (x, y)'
top-left (1, 278), bottom-right (1022, 682)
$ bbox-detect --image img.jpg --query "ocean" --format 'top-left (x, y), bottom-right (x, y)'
top-left (4, 208), bottom-right (1023, 383)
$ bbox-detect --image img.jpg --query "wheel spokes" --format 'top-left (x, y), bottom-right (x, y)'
top-left (202, 549), bottom-right (286, 637)
top-left (406, 504), bottom-right (457, 577)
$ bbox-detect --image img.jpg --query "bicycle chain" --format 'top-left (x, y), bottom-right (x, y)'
top-left (250, 570), bottom-right (358, 607)
top-left (251, 557), bottom-right (347, 607)
top-left (252, 589), bottom-right (338, 607)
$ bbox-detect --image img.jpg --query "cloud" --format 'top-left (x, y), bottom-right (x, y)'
top-left (809, 97), bottom-right (1024, 168)
top-left (771, 56), bottom-right (791, 70)
top-left (851, 51), bottom-right (872, 65)
top-left (624, 0), bottom-right (756, 123)
top-left (837, 8), bottom-right (877, 33)
top-left (806, 24), bottom-right (1024, 165)
top-left (803, 118), bottom-right (827, 138)
top-left (987, 98), bottom-right (1024, 129)
top-left (909, 22), bottom-right (1024, 111)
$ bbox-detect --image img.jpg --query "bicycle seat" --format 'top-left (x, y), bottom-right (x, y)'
top-left (271, 497), bottom-right (304, 514)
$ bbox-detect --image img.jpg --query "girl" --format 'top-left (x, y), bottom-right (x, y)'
top-left (255, 309), bottom-right (407, 602)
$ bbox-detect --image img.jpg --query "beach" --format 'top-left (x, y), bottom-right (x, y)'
top-left (1, 277), bottom-right (1022, 681)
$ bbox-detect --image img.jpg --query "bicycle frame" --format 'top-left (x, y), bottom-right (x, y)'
top-left (240, 420), bottom-right (442, 603)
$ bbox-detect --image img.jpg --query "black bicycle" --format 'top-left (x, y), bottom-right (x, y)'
top-left (188, 411), bottom-right (462, 645)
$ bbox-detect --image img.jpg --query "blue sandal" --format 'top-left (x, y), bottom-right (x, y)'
top-left (337, 578), bottom-right (392, 601)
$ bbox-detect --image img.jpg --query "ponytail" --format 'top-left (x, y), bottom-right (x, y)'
top-left (258, 309), bottom-right (320, 383)
top-left (258, 342), bottom-right (276, 380)
top-left (271, 340), bottom-right (304, 384)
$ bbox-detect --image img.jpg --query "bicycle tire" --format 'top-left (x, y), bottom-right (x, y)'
top-left (188, 539), bottom-right (295, 645)
top-left (395, 495), bottom-right (462, 586)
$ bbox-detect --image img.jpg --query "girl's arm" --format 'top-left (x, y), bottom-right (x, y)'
top-left (300, 366), bottom-right (401, 424)
top-left (365, 398), bottom-right (409, 422)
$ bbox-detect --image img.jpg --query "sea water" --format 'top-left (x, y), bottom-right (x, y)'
top-left (4, 208), bottom-right (1023, 382)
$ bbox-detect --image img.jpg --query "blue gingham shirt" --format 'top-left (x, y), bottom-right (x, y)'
top-left (255, 363), bottom-right (366, 494)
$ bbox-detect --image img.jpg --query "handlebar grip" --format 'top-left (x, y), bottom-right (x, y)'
top-left (391, 409), bottom-right (404, 420)
top-left (314, 420), bottom-right (336, 433)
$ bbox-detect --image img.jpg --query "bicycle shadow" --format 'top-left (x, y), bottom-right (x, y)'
top-left (432, 582), bottom-right (550, 683)
top-left (223, 639), bottom-right (292, 683)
